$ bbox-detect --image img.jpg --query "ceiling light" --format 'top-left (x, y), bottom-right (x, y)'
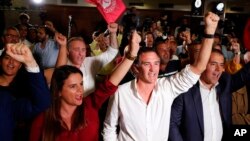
top-left (32, 0), bottom-right (43, 4)
top-left (194, 0), bottom-right (202, 8)
top-left (216, 2), bottom-right (224, 11)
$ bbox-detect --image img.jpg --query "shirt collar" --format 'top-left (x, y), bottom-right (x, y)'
top-left (199, 79), bottom-right (219, 90)
top-left (133, 78), bottom-right (159, 99)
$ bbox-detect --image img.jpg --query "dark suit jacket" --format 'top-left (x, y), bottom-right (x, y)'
top-left (169, 62), bottom-right (250, 141)
top-left (0, 70), bottom-right (51, 141)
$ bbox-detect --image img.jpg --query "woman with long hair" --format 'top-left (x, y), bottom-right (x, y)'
top-left (30, 31), bottom-right (141, 141)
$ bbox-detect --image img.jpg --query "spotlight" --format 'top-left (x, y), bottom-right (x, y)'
top-left (216, 2), bottom-right (224, 12)
top-left (191, 0), bottom-right (203, 16)
top-left (194, 0), bottom-right (202, 8)
top-left (213, 1), bottom-right (225, 15)
top-left (32, 0), bottom-right (43, 4)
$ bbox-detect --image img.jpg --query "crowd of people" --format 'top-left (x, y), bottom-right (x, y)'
top-left (0, 7), bottom-right (250, 141)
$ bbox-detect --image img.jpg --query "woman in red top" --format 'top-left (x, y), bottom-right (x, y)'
top-left (29, 30), bottom-right (141, 141)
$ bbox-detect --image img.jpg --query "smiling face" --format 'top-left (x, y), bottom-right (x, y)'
top-left (0, 53), bottom-right (22, 77)
top-left (200, 51), bottom-right (225, 88)
top-left (60, 73), bottom-right (84, 107)
top-left (156, 42), bottom-right (170, 64)
top-left (136, 51), bottom-right (160, 84)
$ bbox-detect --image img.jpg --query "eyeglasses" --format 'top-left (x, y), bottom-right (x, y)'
top-left (5, 34), bottom-right (19, 39)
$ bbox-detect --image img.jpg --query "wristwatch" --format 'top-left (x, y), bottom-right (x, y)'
top-left (125, 52), bottom-right (137, 61)
top-left (203, 33), bottom-right (214, 38)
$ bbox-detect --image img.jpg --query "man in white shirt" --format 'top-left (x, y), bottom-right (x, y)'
top-left (102, 12), bottom-right (220, 141)
top-left (55, 23), bottom-right (119, 96)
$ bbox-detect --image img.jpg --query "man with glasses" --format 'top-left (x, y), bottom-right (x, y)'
top-left (1, 26), bottom-right (20, 55)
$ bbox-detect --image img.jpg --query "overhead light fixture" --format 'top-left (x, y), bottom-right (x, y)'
top-left (194, 0), bottom-right (202, 8)
top-left (32, 0), bottom-right (43, 4)
top-left (216, 2), bottom-right (224, 12)
top-left (213, 1), bottom-right (225, 15)
top-left (191, 0), bottom-right (203, 16)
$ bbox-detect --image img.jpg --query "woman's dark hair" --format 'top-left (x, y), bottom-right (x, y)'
top-left (50, 65), bottom-right (83, 97)
top-left (42, 65), bottom-right (85, 141)
top-left (0, 50), bottom-right (6, 59)
top-left (0, 50), bottom-right (29, 98)
top-left (0, 50), bottom-right (7, 74)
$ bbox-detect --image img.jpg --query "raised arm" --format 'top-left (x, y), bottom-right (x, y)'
top-left (190, 12), bottom-right (220, 74)
top-left (6, 43), bottom-right (51, 118)
top-left (102, 31), bottom-right (141, 141)
top-left (89, 24), bottom-right (119, 70)
top-left (108, 23), bottom-right (119, 49)
top-left (109, 30), bottom-right (141, 86)
top-left (7, 43), bottom-right (38, 69)
top-left (54, 32), bottom-right (68, 67)
top-left (225, 42), bottom-right (242, 74)
top-left (42, 33), bottom-right (67, 85)
top-left (231, 42), bottom-right (241, 64)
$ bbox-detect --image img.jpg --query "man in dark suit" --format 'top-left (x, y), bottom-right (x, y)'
top-left (169, 49), bottom-right (250, 141)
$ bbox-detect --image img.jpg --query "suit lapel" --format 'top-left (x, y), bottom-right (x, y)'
top-left (217, 77), bottom-right (227, 123)
top-left (192, 83), bottom-right (204, 135)
top-left (216, 83), bottom-right (227, 125)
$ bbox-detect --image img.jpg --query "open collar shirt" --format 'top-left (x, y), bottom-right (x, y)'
top-left (199, 80), bottom-right (223, 141)
top-left (33, 39), bottom-right (59, 69)
top-left (103, 65), bottom-right (200, 141)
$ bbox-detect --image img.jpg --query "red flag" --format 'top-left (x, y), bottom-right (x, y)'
top-left (86, 0), bottom-right (126, 24)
